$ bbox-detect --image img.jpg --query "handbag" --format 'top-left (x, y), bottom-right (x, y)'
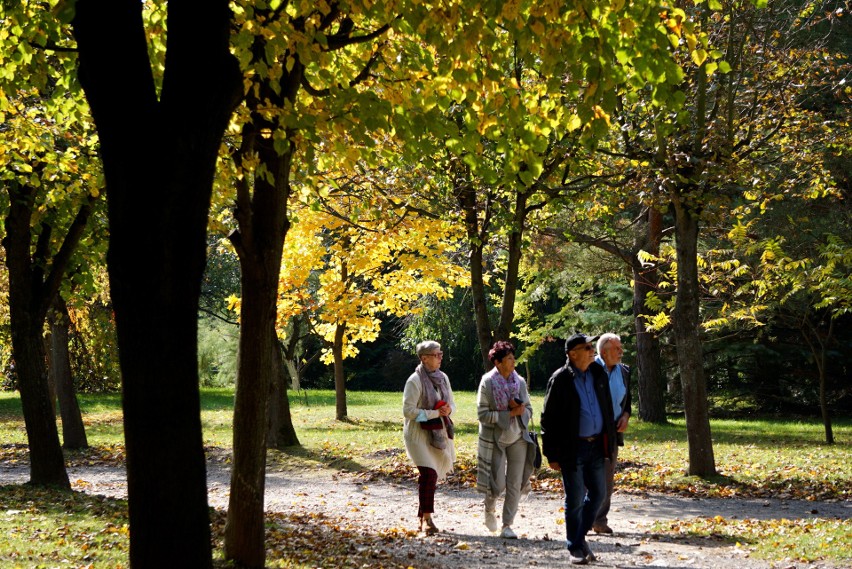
top-left (528, 416), bottom-right (543, 470)
top-left (420, 400), bottom-right (448, 431)
top-left (420, 417), bottom-right (444, 430)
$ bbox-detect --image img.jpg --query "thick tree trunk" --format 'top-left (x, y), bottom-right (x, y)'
top-left (672, 199), bottom-right (716, 477)
top-left (224, 271), bottom-right (275, 567)
top-left (72, 2), bottom-right (242, 566)
top-left (47, 297), bottom-right (89, 449)
top-left (224, 92), bottom-right (296, 564)
top-left (3, 183), bottom-right (70, 488)
top-left (10, 321), bottom-right (69, 487)
top-left (333, 322), bottom-right (348, 421)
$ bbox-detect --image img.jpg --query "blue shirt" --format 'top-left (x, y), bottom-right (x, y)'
top-left (572, 365), bottom-right (603, 437)
top-left (596, 355), bottom-right (627, 420)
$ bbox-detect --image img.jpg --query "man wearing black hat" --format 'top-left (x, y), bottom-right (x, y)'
top-left (541, 333), bottom-right (616, 565)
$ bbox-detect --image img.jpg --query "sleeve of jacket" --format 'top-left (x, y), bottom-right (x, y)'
top-left (621, 363), bottom-right (632, 418)
top-left (540, 370), bottom-right (562, 463)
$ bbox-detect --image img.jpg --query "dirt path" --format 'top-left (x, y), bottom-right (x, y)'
top-left (2, 459), bottom-right (849, 568)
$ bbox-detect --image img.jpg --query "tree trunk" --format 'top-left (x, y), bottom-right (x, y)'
top-left (494, 190), bottom-right (528, 343)
top-left (806, 319), bottom-right (834, 445)
top-left (224, 269), bottom-right (276, 567)
top-left (268, 340), bottom-right (300, 448)
top-left (224, 87), bottom-right (297, 564)
top-left (632, 262), bottom-right (667, 423)
top-left (632, 207), bottom-right (667, 423)
top-left (672, 198), bottom-right (716, 477)
top-left (47, 296), bottom-right (89, 449)
top-left (3, 183), bottom-right (70, 488)
top-left (454, 180), bottom-right (493, 368)
top-left (72, 2), bottom-right (242, 566)
top-left (469, 240), bottom-right (494, 369)
top-left (9, 321), bottom-right (69, 487)
top-left (333, 322), bottom-right (348, 421)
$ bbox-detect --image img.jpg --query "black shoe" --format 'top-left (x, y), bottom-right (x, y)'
top-left (569, 548), bottom-right (589, 565)
top-left (582, 542), bottom-right (596, 562)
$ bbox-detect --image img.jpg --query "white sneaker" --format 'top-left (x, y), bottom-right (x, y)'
top-left (485, 511), bottom-right (499, 532)
top-left (500, 526), bottom-right (517, 539)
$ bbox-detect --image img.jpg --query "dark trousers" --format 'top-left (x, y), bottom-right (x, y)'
top-left (417, 466), bottom-right (438, 517)
top-left (561, 439), bottom-right (606, 552)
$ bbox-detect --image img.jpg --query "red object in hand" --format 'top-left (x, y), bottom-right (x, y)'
top-left (435, 400), bottom-right (447, 409)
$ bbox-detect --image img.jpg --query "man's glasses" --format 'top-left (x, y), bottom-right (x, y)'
top-left (425, 352), bottom-right (444, 358)
top-left (571, 344), bottom-right (594, 352)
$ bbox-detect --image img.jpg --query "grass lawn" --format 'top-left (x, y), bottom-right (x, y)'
top-left (1, 388), bottom-right (850, 567)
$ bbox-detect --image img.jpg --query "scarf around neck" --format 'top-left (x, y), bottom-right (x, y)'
top-left (488, 367), bottom-right (522, 411)
top-left (416, 363), bottom-right (449, 410)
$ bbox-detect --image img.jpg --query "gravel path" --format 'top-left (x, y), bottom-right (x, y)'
top-left (2, 459), bottom-right (849, 569)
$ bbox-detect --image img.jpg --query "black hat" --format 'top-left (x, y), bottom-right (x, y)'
top-left (565, 333), bottom-right (597, 353)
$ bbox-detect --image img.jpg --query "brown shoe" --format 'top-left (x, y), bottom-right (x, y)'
top-left (592, 523), bottom-right (613, 534)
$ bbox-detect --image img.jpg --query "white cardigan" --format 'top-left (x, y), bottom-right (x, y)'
top-left (402, 371), bottom-right (456, 480)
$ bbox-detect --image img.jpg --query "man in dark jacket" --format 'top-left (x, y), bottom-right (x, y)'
top-left (541, 333), bottom-right (616, 565)
top-left (592, 332), bottom-right (632, 534)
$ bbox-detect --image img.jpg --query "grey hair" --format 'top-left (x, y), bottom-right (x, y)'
top-left (416, 340), bottom-right (441, 356)
top-left (596, 333), bottom-right (621, 355)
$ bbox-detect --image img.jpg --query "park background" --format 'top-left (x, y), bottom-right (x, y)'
top-left (1, 0), bottom-right (850, 567)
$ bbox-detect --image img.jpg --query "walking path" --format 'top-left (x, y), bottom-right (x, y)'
top-left (2, 459), bottom-right (849, 568)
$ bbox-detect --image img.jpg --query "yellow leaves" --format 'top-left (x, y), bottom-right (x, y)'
top-left (691, 49), bottom-right (708, 67)
top-left (593, 105), bottom-right (611, 125)
top-left (277, 196), bottom-right (468, 360)
top-left (566, 114), bottom-right (583, 132)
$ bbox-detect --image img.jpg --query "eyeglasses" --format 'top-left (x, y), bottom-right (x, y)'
top-left (425, 352), bottom-right (444, 358)
top-left (571, 344), bottom-right (595, 352)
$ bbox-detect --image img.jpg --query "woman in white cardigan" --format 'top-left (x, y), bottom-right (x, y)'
top-left (403, 340), bottom-right (456, 535)
top-left (476, 340), bottom-right (536, 539)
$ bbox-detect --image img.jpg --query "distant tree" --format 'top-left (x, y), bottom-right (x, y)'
top-left (47, 294), bottom-right (88, 449)
top-left (275, 188), bottom-right (468, 420)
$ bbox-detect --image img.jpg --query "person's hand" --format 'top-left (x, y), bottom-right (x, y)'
top-left (548, 461), bottom-right (561, 471)
top-left (617, 414), bottom-right (630, 432)
top-left (438, 405), bottom-right (451, 417)
top-left (508, 399), bottom-right (525, 417)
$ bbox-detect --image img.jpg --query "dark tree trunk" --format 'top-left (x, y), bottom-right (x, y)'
top-left (333, 321), bottom-right (348, 421)
top-left (805, 319), bottom-right (834, 445)
top-left (268, 340), bottom-right (300, 448)
top-left (225, 94), bottom-right (297, 564)
top-left (454, 180), bottom-right (493, 368)
top-left (469, 241), bottom-right (494, 369)
top-left (494, 190), bottom-right (528, 343)
top-left (632, 207), bottom-right (667, 423)
top-left (632, 262), bottom-right (667, 423)
top-left (72, 1), bottom-right (242, 566)
top-left (672, 198), bottom-right (716, 477)
top-left (3, 181), bottom-right (94, 488)
top-left (47, 296), bottom-right (89, 449)
top-left (223, 270), bottom-right (275, 567)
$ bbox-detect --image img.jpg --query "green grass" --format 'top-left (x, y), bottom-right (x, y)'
top-left (1, 388), bottom-right (850, 567)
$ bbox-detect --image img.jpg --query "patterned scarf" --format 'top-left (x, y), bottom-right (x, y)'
top-left (416, 363), bottom-right (454, 448)
top-left (488, 367), bottom-right (521, 411)
top-left (416, 363), bottom-right (449, 409)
